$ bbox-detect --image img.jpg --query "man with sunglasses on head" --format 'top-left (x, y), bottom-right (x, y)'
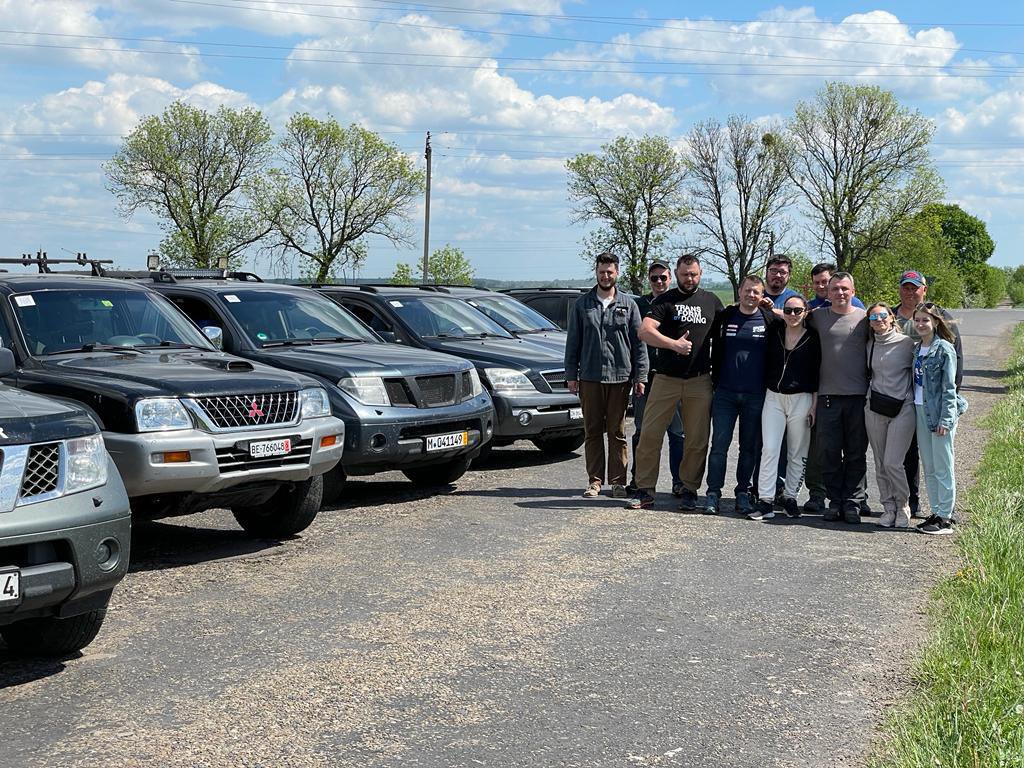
top-left (627, 260), bottom-right (686, 497)
top-left (893, 270), bottom-right (964, 518)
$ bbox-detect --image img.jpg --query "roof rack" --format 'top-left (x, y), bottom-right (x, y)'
top-left (105, 267), bottom-right (266, 284)
top-left (0, 252), bottom-right (114, 276)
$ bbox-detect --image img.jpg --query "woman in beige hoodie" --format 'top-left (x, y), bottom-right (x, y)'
top-left (864, 302), bottom-right (916, 528)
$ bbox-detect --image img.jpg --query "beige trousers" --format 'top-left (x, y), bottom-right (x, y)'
top-left (634, 373), bottom-right (713, 493)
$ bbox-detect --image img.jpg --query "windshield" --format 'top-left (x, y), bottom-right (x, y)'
top-left (465, 295), bottom-right (561, 334)
top-left (11, 288), bottom-right (213, 355)
top-left (220, 289), bottom-right (378, 346)
top-left (390, 296), bottom-right (514, 339)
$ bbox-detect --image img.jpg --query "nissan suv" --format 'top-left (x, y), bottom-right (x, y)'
top-left (0, 348), bottom-right (132, 656)
top-left (0, 265), bottom-right (345, 538)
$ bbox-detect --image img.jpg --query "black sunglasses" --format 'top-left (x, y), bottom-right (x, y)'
top-left (649, 275), bottom-right (670, 282)
top-left (782, 307), bottom-right (805, 315)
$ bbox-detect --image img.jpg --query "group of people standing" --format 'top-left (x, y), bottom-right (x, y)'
top-left (563, 252), bottom-right (967, 536)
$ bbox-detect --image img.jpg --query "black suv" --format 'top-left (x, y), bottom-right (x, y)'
top-left (0, 349), bottom-right (131, 656)
top-left (314, 285), bottom-right (584, 455)
top-left (142, 273), bottom-right (493, 495)
top-left (500, 287), bottom-right (588, 331)
top-left (0, 262), bottom-right (345, 538)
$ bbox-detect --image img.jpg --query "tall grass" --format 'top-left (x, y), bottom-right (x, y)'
top-left (875, 325), bottom-right (1024, 768)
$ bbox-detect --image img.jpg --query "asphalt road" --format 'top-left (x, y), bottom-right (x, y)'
top-left (2, 309), bottom-right (1021, 768)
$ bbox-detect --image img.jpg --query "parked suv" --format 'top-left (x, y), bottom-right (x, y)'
top-left (500, 287), bottom-right (588, 331)
top-left (314, 285), bottom-right (584, 455)
top-left (0, 264), bottom-right (345, 538)
top-left (141, 272), bottom-right (493, 495)
top-left (0, 348), bottom-right (131, 656)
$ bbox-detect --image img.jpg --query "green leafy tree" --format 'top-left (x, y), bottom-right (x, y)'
top-left (394, 244), bottom-right (474, 285)
top-left (567, 135), bottom-right (688, 293)
top-left (787, 82), bottom-right (943, 273)
top-left (105, 102), bottom-right (273, 268)
top-left (1007, 265), bottom-right (1024, 306)
top-left (915, 203), bottom-right (996, 303)
top-left (264, 115), bottom-right (425, 283)
top-left (978, 264), bottom-right (1008, 308)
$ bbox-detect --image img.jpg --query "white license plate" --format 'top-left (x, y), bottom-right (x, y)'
top-left (250, 438), bottom-right (292, 458)
top-left (0, 570), bottom-right (20, 605)
top-left (569, 407), bottom-right (584, 420)
top-left (425, 431), bottom-right (469, 452)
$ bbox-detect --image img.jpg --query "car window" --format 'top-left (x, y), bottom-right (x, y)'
top-left (10, 288), bottom-right (213, 355)
top-left (388, 297), bottom-right (513, 339)
top-left (522, 295), bottom-right (569, 329)
top-left (216, 290), bottom-right (378, 346)
top-left (465, 296), bottom-right (560, 333)
top-left (339, 301), bottom-right (394, 335)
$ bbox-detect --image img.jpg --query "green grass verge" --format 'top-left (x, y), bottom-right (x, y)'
top-left (874, 324), bottom-right (1024, 768)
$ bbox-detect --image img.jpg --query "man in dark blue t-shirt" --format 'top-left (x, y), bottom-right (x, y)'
top-left (704, 275), bottom-right (779, 515)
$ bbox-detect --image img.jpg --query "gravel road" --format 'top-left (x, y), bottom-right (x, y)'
top-left (2, 308), bottom-right (1020, 768)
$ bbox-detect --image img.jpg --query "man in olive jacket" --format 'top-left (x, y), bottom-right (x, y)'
top-left (565, 252), bottom-right (648, 499)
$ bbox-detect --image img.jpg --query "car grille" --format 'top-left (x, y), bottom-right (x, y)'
top-left (416, 374), bottom-right (457, 407)
top-left (384, 378), bottom-right (414, 407)
top-left (541, 370), bottom-right (569, 391)
top-left (20, 442), bottom-right (60, 498)
top-left (193, 392), bottom-right (299, 429)
top-left (215, 439), bottom-right (313, 473)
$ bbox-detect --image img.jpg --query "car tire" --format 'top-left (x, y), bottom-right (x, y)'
top-left (402, 456), bottom-right (472, 486)
top-left (531, 433), bottom-right (585, 455)
top-left (1, 609), bottom-right (107, 656)
top-left (322, 465), bottom-right (348, 505)
top-left (232, 475), bottom-right (323, 538)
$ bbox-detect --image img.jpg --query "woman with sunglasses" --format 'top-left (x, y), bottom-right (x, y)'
top-left (911, 303), bottom-right (968, 535)
top-left (864, 302), bottom-right (916, 528)
top-left (754, 295), bottom-right (820, 520)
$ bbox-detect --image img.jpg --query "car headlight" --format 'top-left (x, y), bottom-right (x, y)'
top-left (299, 387), bottom-right (332, 418)
top-left (337, 377), bottom-right (390, 406)
top-left (135, 398), bottom-right (191, 432)
top-left (484, 367), bottom-right (537, 393)
top-left (65, 434), bottom-right (107, 493)
top-left (468, 368), bottom-right (484, 396)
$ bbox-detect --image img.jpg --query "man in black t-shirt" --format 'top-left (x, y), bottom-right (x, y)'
top-left (627, 254), bottom-right (724, 511)
top-left (704, 275), bottom-right (779, 516)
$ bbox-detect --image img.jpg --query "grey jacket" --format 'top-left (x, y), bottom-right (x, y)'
top-left (916, 337), bottom-right (968, 431)
top-left (564, 288), bottom-right (648, 384)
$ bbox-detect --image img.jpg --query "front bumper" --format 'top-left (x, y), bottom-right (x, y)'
top-left (491, 391), bottom-right (584, 440)
top-left (0, 468), bottom-right (131, 626)
top-left (103, 416), bottom-right (345, 497)
top-left (341, 395), bottom-right (494, 474)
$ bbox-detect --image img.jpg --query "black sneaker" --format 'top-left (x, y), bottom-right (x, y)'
top-left (678, 488), bottom-right (698, 511)
top-left (803, 497), bottom-right (824, 513)
top-left (671, 481), bottom-right (685, 498)
top-left (917, 515), bottom-right (954, 535)
top-left (702, 491), bottom-right (720, 515)
top-left (625, 480), bottom-right (639, 495)
top-left (859, 501), bottom-right (877, 517)
top-left (822, 504), bottom-right (841, 522)
top-left (772, 491), bottom-right (786, 509)
top-left (843, 502), bottom-right (861, 525)
top-left (625, 491), bottom-right (655, 510)
top-left (783, 498), bottom-right (800, 518)
top-left (748, 499), bottom-right (775, 521)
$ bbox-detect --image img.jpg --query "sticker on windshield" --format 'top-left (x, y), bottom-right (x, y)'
top-left (257, 332), bottom-right (269, 341)
top-left (13, 295), bottom-right (35, 307)
top-left (389, 300), bottom-right (403, 307)
top-left (224, 294), bottom-right (241, 303)
top-left (100, 300), bottom-right (113, 308)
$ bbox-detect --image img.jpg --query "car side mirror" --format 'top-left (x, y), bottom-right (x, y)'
top-left (379, 331), bottom-right (397, 343)
top-left (202, 326), bottom-right (224, 350)
top-left (0, 347), bottom-right (14, 377)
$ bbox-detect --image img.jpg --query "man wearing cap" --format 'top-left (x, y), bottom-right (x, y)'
top-left (894, 269), bottom-right (964, 517)
top-left (628, 260), bottom-right (686, 496)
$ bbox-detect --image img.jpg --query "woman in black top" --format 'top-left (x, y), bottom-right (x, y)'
top-left (753, 294), bottom-right (821, 519)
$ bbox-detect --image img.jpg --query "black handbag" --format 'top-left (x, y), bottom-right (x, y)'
top-left (868, 338), bottom-right (906, 417)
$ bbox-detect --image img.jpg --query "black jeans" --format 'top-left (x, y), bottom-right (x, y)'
top-left (904, 429), bottom-right (921, 512)
top-left (815, 394), bottom-right (869, 509)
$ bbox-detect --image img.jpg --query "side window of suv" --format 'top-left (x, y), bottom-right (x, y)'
top-left (343, 301), bottom-right (394, 336)
top-left (525, 295), bottom-right (567, 328)
top-left (169, 295), bottom-right (232, 345)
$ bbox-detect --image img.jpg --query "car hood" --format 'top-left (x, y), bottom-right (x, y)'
top-left (0, 384), bottom-right (98, 445)
top-left (513, 331), bottom-right (567, 352)
top-left (254, 342), bottom-right (471, 378)
top-left (426, 336), bottom-right (566, 372)
top-left (35, 350), bottom-right (311, 398)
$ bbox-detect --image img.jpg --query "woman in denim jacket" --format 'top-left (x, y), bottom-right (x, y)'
top-left (911, 303), bottom-right (968, 535)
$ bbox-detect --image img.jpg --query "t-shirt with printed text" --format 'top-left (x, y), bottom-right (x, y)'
top-left (645, 287), bottom-right (724, 379)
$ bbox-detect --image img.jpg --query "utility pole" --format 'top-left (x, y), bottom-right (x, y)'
top-left (422, 131), bottom-right (432, 284)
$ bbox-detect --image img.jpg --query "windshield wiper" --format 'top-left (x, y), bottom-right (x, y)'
top-left (261, 339), bottom-right (314, 348)
top-left (47, 343), bottom-right (143, 355)
top-left (138, 342), bottom-right (210, 350)
top-left (517, 327), bottom-right (560, 334)
top-left (310, 336), bottom-right (363, 344)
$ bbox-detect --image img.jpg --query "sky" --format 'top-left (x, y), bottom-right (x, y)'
top-left (3, 0), bottom-right (1024, 281)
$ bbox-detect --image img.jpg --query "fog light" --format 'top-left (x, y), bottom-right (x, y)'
top-left (320, 434), bottom-right (338, 448)
top-left (96, 538), bottom-right (120, 571)
top-left (369, 433), bottom-right (387, 450)
top-left (518, 411), bottom-right (532, 426)
top-left (154, 451), bottom-right (191, 464)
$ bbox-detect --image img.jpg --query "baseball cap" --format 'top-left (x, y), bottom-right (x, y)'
top-left (899, 270), bottom-right (927, 287)
top-left (648, 259), bottom-right (670, 271)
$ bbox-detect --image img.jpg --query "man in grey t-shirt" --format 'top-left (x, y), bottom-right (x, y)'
top-left (806, 272), bottom-right (870, 524)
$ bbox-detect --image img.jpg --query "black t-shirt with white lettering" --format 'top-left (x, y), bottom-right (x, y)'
top-left (645, 287), bottom-right (724, 378)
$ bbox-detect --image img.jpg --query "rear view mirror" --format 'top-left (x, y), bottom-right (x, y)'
top-left (379, 331), bottom-right (397, 343)
top-left (0, 347), bottom-right (14, 377)
top-left (202, 326), bottom-right (224, 350)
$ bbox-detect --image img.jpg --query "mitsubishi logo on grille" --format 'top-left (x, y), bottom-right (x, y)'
top-left (247, 398), bottom-right (265, 418)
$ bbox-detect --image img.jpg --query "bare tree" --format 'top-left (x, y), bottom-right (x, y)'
top-left (264, 114), bottom-right (424, 282)
top-left (787, 82), bottom-right (943, 272)
top-left (566, 136), bottom-right (688, 293)
top-left (683, 115), bottom-right (794, 299)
